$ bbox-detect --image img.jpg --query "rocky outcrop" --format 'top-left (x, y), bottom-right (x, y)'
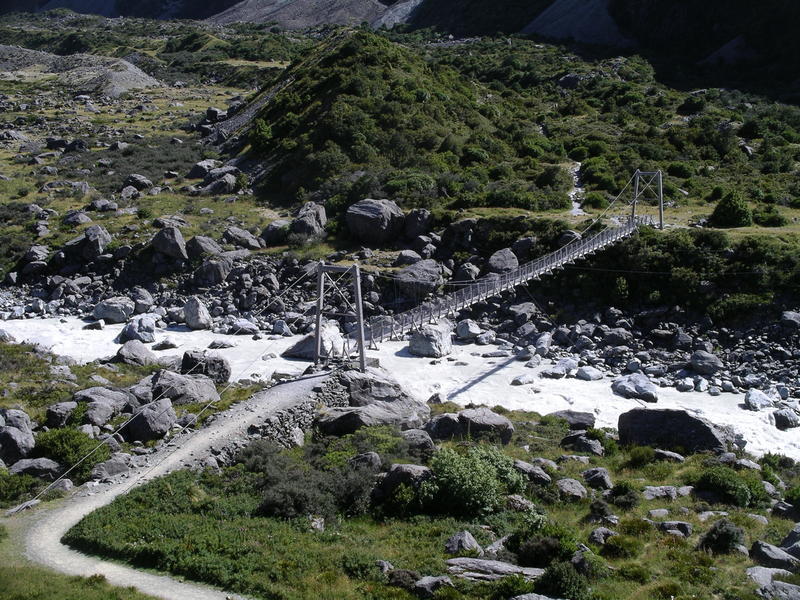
top-left (618, 408), bottom-right (731, 454)
top-left (346, 198), bottom-right (405, 245)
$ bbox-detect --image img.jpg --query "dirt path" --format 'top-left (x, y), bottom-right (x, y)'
top-left (14, 373), bottom-right (328, 600)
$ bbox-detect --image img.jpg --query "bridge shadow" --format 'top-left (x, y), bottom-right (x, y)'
top-left (447, 356), bottom-right (520, 402)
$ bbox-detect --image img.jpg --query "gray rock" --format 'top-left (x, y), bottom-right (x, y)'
top-left (589, 527), bottom-right (618, 545)
top-left (46, 401), bottom-right (77, 428)
top-left (612, 373), bottom-right (658, 402)
top-left (93, 296), bottom-right (135, 324)
top-left (487, 248), bottom-right (518, 273)
top-left (338, 368), bottom-right (410, 406)
top-left (775, 409), bottom-right (800, 430)
top-left (223, 226), bottom-right (261, 250)
top-left (116, 340), bottom-right (157, 366)
top-left (1, 409), bottom-right (32, 433)
top-left (557, 478), bottom-right (588, 500)
top-left (404, 208), bottom-right (431, 239)
top-left (658, 521), bottom-right (693, 537)
top-left (372, 463), bottom-right (432, 501)
top-left (583, 467), bottom-right (613, 489)
top-left (290, 202), bottom-right (327, 237)
top-left (349, 451), bottom-right (382, 471)
top-left (123, 174), bottom-right (152, 191)
top-left (396, 259), bottom-right (444, 297)
top-left (186, 235), bottom-right (223, 258)
top-left (0, 426), bottom-right (35, 463)
top-left (151, 370), bottom-right (219, 406)
top-left (91, 454), bottom-right (130, 480)
top-left (151, 226), bottom-right (188, 260)
top-left (643, 486), bottom-right (678, 501)
top-left (346, 198), bottom-right (405, 245)
top-left (261, 219), bottom-right (290, 246)
top-left (63, 224), bottom-right (112, 260)
top-left (228, 318), bottom-right (260, 336)
top-left (781, 311), bottom-right (800, 329)
top-left (316, 399), bottom-right (430, 436)
top-left (194, 258), bottom-right (232, 287)
top-left (445, 531), bottom-right (483, 556)
top-left (409, 319), bottom-right (453, 358)
top-left (549, 410), bottom-right (595, 430)
top-left (282, 321), bottom-right (343, 358)
top-left (445, 557), bottom-right (544, 582)
top-left (751, 541), bottom-right (800, 571)
top-left (120, 314), bottom-right (157, 344)
top-left (184, 297), bottom-right (212, 330)
top-left (747, 566), bottom-right (792, 588)
top-left (745, 389), bottom-right (775, 411)
top-left (414, 576), bottom-right (454, 598)
top-left (654, 449), bottom-right (685, 463)
top-left (758, 581), bottom-right (800, 599)
top-left (618, 408), bottom-right (730, 454)
top-left (424, 413), bottom-right (462, 440)
top-left (130, 287), bottom-right (154, 314)
top-left (513, 459), bottom-right (551, 485)
top-left (188, 159), bottom-right (221, 179)
top-left (181, 351), bottom-right (231, 384)
top-left (456, 319), bottom-right (481, 340)
top-left (126, 399), bottom-right (176, 442)
top-left (394, 249), bottom-right (421, 266)
top-left (9, 457), bottom-right (62, 480)
top-left (458, 407), bottom-right (514, 444)
top-left (690, 350), bottom-right (723, 375)
top-left (781, 524), bottom-right (800, 549)
top-left (400, 428), bottom-right (436, 453)
top-left (576, 366), bottom-right (603, 381)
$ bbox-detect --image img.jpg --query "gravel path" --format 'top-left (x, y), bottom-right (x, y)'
top-left (16, 373), bottom-right (328, 600)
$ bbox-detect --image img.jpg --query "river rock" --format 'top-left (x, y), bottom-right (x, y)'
top-left (151, 370), bottom-right (219, 406)
top-left (181, 351), bottom-right (231, 384)
top-left (611, 373), bottom-right (658, 402)
top-left (116, 340), bottom-right (157, 366)
top-left (184, 297), bottom-right (212, 330)
top-left (93, 296), bottom-right (135, 324)
top-left (151, 226), bottom-right (188, 260)
top-left (409, 319), bottom-right (453, 358)
top-left (396, 259), bottom-right (443, 296)
top-left (346, 198), bottom-right (405, 245)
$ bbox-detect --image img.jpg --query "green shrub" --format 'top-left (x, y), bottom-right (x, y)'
top-left (534, 562), bottom-right (591, 600)
top-left (490, 574), bottom-right (536, 600)
top-left (691, 466), bottom-right (768, 508)
top-left (602, 535), bottom-right (643, 559)
top-left (341, 552), bottom-right (381, 580)
top-left (0, 524), bottom-right (7, 543)
top-left (420, 445), bottom-right (526, 516)
top-left (697, 519), bottom-right (745, 555)
top-left (627, 446), bottom-right (655, 468)
top-left (0, 469), bottom-right (40, 507)
top-left (33, 429), bottom-right (109, 483)
top-left (709, 191), bottom-right (753, 228)
top-left (582, 191), bottom-right (608, 209)
top-left (753, 205), bottom-right (789, 227)
top-left (618, 517), bottom-right (653, 537)
top-left (785, 486), bottom-right (800, 507)
top-left (609, 481), bottom-right (640, 510)
top-left (667, 162), bottom-right (693, 178)
top-left (618, 562), bottom-right (651, 583)
top-left (515, 521), bottom-right (580, 568)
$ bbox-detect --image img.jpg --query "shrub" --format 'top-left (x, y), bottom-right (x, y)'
top-left (697, 519), bottom-right (745, 555)
top-left (491, 574), bottom-right (536, 600)
top-left (627, 446), bottom-right (655, 468)
top-left (534, 562), bottom-right (591, 600)
top-left (582, 191), bottom-right (608, 209)
top-left (667, 162), bottom-right (693, 178)
top-left (0, 469), bottom-right (39, 507)
top-left (341, 552), bottom-right (381, 580)
top-left (691, 466), bottom-right (768, 508)
top-left (753, 205), bottom-right (789, 227)
top-left (609, 481), bottom-right (640, 510)
top-left (618, 517), bottom-right (653, 537)
top-left (602, 535), bottom-right (643, 559)
top-left (709, 191), bottom-right (753, 228)
top-left (0, 524), bottom-right (6, 542)
top-left (785, 485), bottom-right (800, 507)
top-left (420, 445), bottom-right (526, 516)
top-left (34, 429), bottom-right (109, 483)
top-left (515, 521), bottom-right (579, 568)
top-left (589, 499), bottom-right (612, 520)
top-left (618, 562), bottom-right (651, 583)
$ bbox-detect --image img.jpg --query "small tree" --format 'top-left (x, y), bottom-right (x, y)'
top-left (709, 191), bottom-right (753, 228)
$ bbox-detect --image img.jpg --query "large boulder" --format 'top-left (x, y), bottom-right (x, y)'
top-left (487, 248), bottom-right (518, 273)
top-left (93, 296), bottom-right (135, 324)
top-left (116, 340), bottom-right (157, 366)
top-left (0, 426), bottom-right (35, 463)
top-left (184, 297), bottom-right (212, 330)
top-left (611, 373), bottom-right (658, 403)
top-left (186, 235), bottom-right (222, 258)
top-left (188, 159), bottom-right (221, 179)
top-left (316, 400), bottom-right (430, 436)
top-left (126, 399), bottom-right (176, 442)
top-left (181, 351), bottom-right (231, 384)
top-left (123, 174), bottom-right (153, 191)
top-left (222, 226), bottom-right (261, 250)
top-left (409, 319), bottom-right (453, 358)
top-left (151, 226), bottom-right (188, 260)
top-left (346, 198), bottom-right (405, 245)
top-left (458, 407), bottom-right (514, 444)
top-left (63, 224), bottom-right (111, 260)
top-left (751, 541), bottom-right (800, 571)
top-left (46, 401), bottom-right (77, 428)
top-left (119, 314), bottom-right (157, 343)
top-left (261, 219), bottom-right (290, 246)
top-left (745, 389), bottom-right (775, 411)
top-left (151, 370), bottom-right (220, 406)
top-left (282, 321), bottom-right (344, 360)
top-left (290, 202), bottom-right (327, 237)
top-left (618, 408), bottom-right (731, 454)
top-left (338, 368), bottom-right (410, 406)
top-left (396, 259), bottom-right (443, 297)
top-left (194, 257), bottom-right (232, 287)
top-left (549, 410), bottom-right (595, 430)
top-left (9, 458), bottom-right (62, 480)
top-left (405, 208), bottom-right (432, 239)
top-left (1, 409), bottom-right (31, 433)
top-left (690, 350), bottom-right (723, 375)
top-left (372, 463), bottom-right (432, 501)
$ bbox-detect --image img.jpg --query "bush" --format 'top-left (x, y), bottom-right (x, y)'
top-left (491, 574), bottom-right (536, 600)
top-left (618, 517), bottom-right (653, 537)
top-left (753, 205), bottom-right (789, 227)
top-left (534, 562), bottom-right (591, 600)
top-left (602, 535), bottom-right (643, 559)
top-left (697, 519), bottom-right (745, 555)
top-left (516, 521), bottom-right (580, 568)
top-left (609, 481), bottom-right (640, 510)
top-left (582, 191), bottom-right (608, 209)
top-left (709, 191), bottom-right (753, 228)
top-left (627, 446), bottom-right (655, 468)
top-left (34, 428), bottom-right (109, 483)
top-left (420, 445), bottom-right (526, 516)
top-left (618, 562), bottom-right (651, 583)
top-left (0, 469), bottom-right (40, 507)
top-left (785, 486), bottom-right (800, 507)
top-left (692, 466), bottom-right (768, 508)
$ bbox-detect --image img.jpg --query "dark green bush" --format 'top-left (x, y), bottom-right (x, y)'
top-left (697, 519), bottom-right (745, 555)
top-left (709, 191), bottom-right (753, 228)
top-left (490, 574), bottom-right (536, 600)
top-left (0, 469), bottom-right (40, 508)
top-left (785, 485), bottom-right (800, 507)
top-left (534, 561), bottom-right (591, 600)
top-left (691, 466), bottom-right (768, 508)
top-left (753, 204), bottom-right (789, 227)
top-left (33, 428), bottom-right (109, 483)
top-left (582, 191), bottom-right (608, 209)
top-left (602, 535), bottom-right (643, 559)
top-left (618, 517), bottom-right (653, 537)
top-left (618, 562), bottom-right (651, 583)
top-left (609, 481), bottom-right (640, 510)
top-left (627, 446), bottom-right (655, 468)
top-left (514, 521), bottom-right (579, 568)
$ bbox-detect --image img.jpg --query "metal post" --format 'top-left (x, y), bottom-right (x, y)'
top-left (658, 170), bottom-right (664, 230)
top-left (313, 262), bottom-right (325, 366)
top-left (352, 264), bottom-right (367, 373)
top-left (632, 170), bottom-right (639, 222)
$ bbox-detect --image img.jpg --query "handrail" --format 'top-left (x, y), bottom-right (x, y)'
top-left (358, 217), bottom-right (652, 342)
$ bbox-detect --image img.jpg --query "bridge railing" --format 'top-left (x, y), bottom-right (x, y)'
top-left (360, 216), bottom-right (652, 343)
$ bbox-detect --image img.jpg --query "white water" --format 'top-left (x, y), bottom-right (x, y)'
top-left (3, 317), bottom-right (800, 459)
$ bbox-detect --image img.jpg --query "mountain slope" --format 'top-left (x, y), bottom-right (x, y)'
top-left (522, 0), bottom-right (634, 47)
top-left (208, 0), bottom-right (409, 28)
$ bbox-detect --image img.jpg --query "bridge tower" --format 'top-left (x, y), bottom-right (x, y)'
top-left (631, 170), bottom-right (664, 230)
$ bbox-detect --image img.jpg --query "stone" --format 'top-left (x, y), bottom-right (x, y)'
top-left (0, 426), bottom-right (35, 463)
top-left (618, 409), bottom-right (730, 454)
top-left (513, 460), bottom-right (552, 485)
top-left (445, 557), bottom-right (544, 582)
top-left (549, 410), bottom-right (595, 430)
top-left (282, 321), bottom-right (344, 359)
top-left (409, 319), bottom-right (453, 358)
top-left (781, 311), bottom-right (800, 330)
top-left (775, 409), bottom-right (800, 430)
top-left (126, 399), bottom-right (176, 442)
top-left (372, 464), bottom-right (432, 501)
top-left (130, 287), bottom-right (154, 314)
top-left (458, 407), bottom-right (514, 444)
top-left (45, 401), bottom-right (78, 428)
top-left (690, 350), bottom-right (723, 375)
top-left (316, 399), bottom-right (430, 436)
top-left (93, 296), bottom-right (135, 324)
top-left (396, 259), bottom-right (443, 297)
top-left (346, 198), bottom-right (405, 245)
top-left (260, 219), bottom-right (290, 246)
top-left (745, 389), bottom-right (774, 411)
top-left (747, 566), bottom-right (792, 588)
top-left (123, 174), bottom-right (152, 191)
top-left (349, 451), bottom-right (382, 471)
top-left (576, 366), bottom-right (603, 381)
top-left (445, 531), bottom-right (483, 556)
top-left (400, 429), bottom-right (436, 454)
top-left (116, 340), bottom-right (157, 366)
top-left (611, 373), bottom-right (659, 402)
top-left (119, 314), bottom-right (157, 344)
top-left (9, 457), bottom-right (61, 480)
top-left (424, 413), bottom-right (462, 440)
top-left (151, 370), bottom-right (220, 406)
top-left (194, 258), bottom-right (232, 287)
top-left (507, 494), bottom-right (536, 512)
top-left (404, 208), bottom-right (431, 239)
top-left (654, 449), bottom-right (685, 463)
top-left (2, 409), bottom-right (32, 433)
top-left (91, 454), bottom-right (130, 480)
top-left (186, 235), bottom-right (222, 258)
top-left (222, 226), bottom-right (261, 250)
top-left (643, 486), bottom-right (678, 501)
top-left (487, 248), bottom-right (518, 273)
top-left (582, 467), bottom-right (613, 490)
top-left (456, 319), bottom-right (481, 340)
top-left (63, 224), bottom-right (112, 261)
top-left (181, 351), bottom-right (231, 384)
top-left (589, 527), bottom-right (617, 545)
top-left (290, 202), bottom-right (327, 237)
top-left (751, 541), bottom-right (800, 571)
top-left (414, 576), bottom-right (454, 598)
top-left (338, 368), bottom-right (410, 406)
top-left (228, 318), bottom-right (260, 336)
top-left (184, 297), bottom-right (212, 330)
top-left (151, 226), bottom-right (188, 260)
top-left (658, 521), bottom-right (693, 537)
top-left (557, 478), bottom-right (588, 500)
top-left (394, 249), bottom-right (421, 266)
top-left (188, 159), bottom-right (221, 179)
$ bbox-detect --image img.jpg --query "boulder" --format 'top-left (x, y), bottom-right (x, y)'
top-left (9, 458), bottom-right (62, 480)
top-left (513, 460), bottom-right (552, 485)
top-left (611, 373), bottom-right (658, 403)
top-left (222, 226), bottom-right (261, 250)
top-left (151, 226), bottom-right (188, 260)
top-left (456, 319), bottom-right (481, 340)
top-left (751, 541), bottom-right (800, 571)
top-left (116, 340), bottom-right (157, 366)
top-left (126, 399), bottom-right (176, 442)
top-left (186, 235), bottom-right (222, 258)
top-left (338, 368), bottom-right (410, 406)
top-left (184, 297), bottom-right (212, 330)
top-left (401, 429), bottom-right (436, 454)
top-left (576, 366), bottom-right (603, 381)
top-left (93, 296), bottom-right (135, 324)
top-left (74, 387), bottom-right (130, 410)
top-left (119, 314), bottom-right (157, 344)
top-left (282, 321), bottom-right (344, 359)
top-left (123, 174), bottom-right (152, 191)
top-left (781, 311), bottom-right (800, 330)
top-left (409, 319), bottom-right (453, 358)
top-left (345, 198), bottom-right (405, 245)
top-left (46, 401), bottom-right (78, 428)
top-left (0, 426), bottom-right (35, 463)
top-left (745, 389), bottom-right (774, 411)
top-left (445, 531), bottom-right (483, 556)
top-left (582, 467), bottom-right (613, 490)
top-left (130, 287), bottom-right (154, 314)
top-left (316, 400), bottom-right (430, 436)
top-left (394, 250), bottom-right (421, 266)
top-left (424, 413), bottom-right (463, 440)
top-left (261, 219), bottom-right (290, 246)
top-left (290, 202), bottom-right (326, 237)
top-left (690, 350), bottom-right (723, 375)
top-left (372, 463), bottom-right (431, 501)
top-left (457, 407), bottom-right (514, 444)
top-left (618, 408), bottom-right (731, 454)
top-left (557, 478), bottom-right (588, 500)
top-left (487, 248), bottom-right (518, 273)
top-left (549, 410), bottom-right (595, 430)
top-left (151, 370), bottom-right (220, 406)
top-left (91, 454), bottom-right (130, 480)
top-left (194, 258), bottom-right (232, 286)
top-left (404, 208), bottom-right (431, 239)
top-left (63, 224), bottom-right (112, 261)
top-left (414, 576), bottom-right (454, 598)
top-left (445, 557), bottom-right (544, 582)
top-left (181, 351), bottom-right (231, 384)
top-left (775, 409), bottom-right (800, 430)
top-left (188, 159), bottom-right (221, 179)
top-left (396, 259), bottom-right (443, 296)
top-left (1, 409), bottom-right (31, 433)
top-left (588, 527), bottom-right (618, 546)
